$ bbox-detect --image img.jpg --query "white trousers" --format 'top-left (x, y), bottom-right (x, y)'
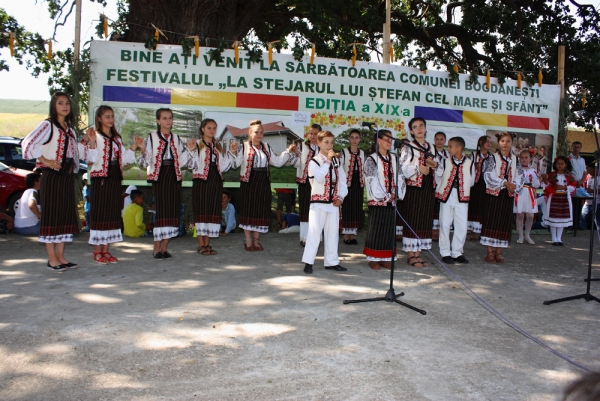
top-left (302, 206), bottom-right (340, 266)
top-left (439, 189), bottom-right (468, 258)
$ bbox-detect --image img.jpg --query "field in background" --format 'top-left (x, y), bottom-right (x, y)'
top-left (0, 99), bottom-right (88, 138)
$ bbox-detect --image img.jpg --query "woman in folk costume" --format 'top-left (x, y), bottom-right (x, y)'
top-left (399, 117), bottom-right (439, 268)
top-left (542, 156), bottom-right (576, 245)
top-left (432, 131), bottom-right (450, 241)
top-left (480, 132), bottom-right (521, 263)
top-left (339, 128), bottom-right (365, 245)
top-left (467, 135), bottom-right (493, 241)
top-left (513, 149), bottom-right (541, 244)
top-left (191, 118), bottom-right (236, 255)
top-left (22, 92), bottom-right (80, 272)
top-left (363, 129), bottom-right (404, 270)
top-left (134, 108), bottom-right (196, 259)
top-left (291, 123), bottom-right (321, 246)
top-left (232, 120), bottom-right (295, 252)
top-left (79, 105), bottom-right (136, 264)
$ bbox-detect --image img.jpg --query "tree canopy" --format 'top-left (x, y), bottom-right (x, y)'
top-left (1, 0), bottom-right (599, 129)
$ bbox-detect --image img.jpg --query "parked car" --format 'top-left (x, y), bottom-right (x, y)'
top-left (0, 161), bottom-right (28, 215)
top-left (0, 136), bottom-right (88, 174)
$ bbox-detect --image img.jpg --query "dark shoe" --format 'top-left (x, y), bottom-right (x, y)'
top-left (300, 241), bottom-right (306, 247)
top-left (495, 253), bottom-right (505, 264)
top-left (304, 263), bottom-right (313, 274)
top-left (344, 239), bottom-right (352, 245)
top-left (63, 262), bottom-right (79, 269)
top-left (557, 242), bottom-right (564, 246)
top-left (153, 252), bottom-right (163, 259)
top-left (453, 255), bottom-right (469, 264)
top-left (350, 239), bottom-right (358, 245)
top-left (441, 256), bottom-right (455, 264)
top-left (325, 265), bottom-right (347, 271)
top-left (46, 261), bottom-right (67, 272)
top-left (162, 251), bottom-right (172, 259)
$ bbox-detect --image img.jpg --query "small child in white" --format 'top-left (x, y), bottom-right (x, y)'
top-left (435, 136), bottom-right (474, 264)
top-left (302, 131), bottom-right (348, 274)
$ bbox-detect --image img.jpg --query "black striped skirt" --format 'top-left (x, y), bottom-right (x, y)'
top-left (39, 164), bottom-right (78, 238)
top-left (239, 169), bottom-right (271, 228)
top-left (468, 178), bottom-right (487, 224)
top-left (192, 163), bottom-right (222, 225)
top-left (90, 165), bottom-right (123, 231)
top-left (341, 171), bottom-right (364, 229)
top-left (298, 181), bottom-right (311, 223)
top-left (364, 205), bottom-right (397, 258)
top-left (153, 164), bottom-right (182, 228)
top-left (480, 190), bottom-right (514, 242)
top-left (402, 174), bottom-right (435, 239)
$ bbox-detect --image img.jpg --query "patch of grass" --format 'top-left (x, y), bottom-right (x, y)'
top-left (0, 99), bottom-right (50, 114)
top-left (0, 113), bottom-right (48, 138)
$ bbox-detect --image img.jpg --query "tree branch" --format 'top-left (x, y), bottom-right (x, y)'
top-left (52, 0), bottom-right (75, 39)
top-left (446, 2), bottom-right (464, 24)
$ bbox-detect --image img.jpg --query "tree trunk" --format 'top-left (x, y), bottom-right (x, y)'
top-left (123, 0), bottom-right (272, 45)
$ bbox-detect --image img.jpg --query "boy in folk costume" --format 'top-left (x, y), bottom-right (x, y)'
top-left (291, 123), bottom-right (321, 247)
top-left (435, 137), bottom-right (474, 264)
top-left (302, 131), bottom-right (348, 274)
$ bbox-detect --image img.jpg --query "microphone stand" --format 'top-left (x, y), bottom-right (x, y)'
top-left (344, 128), bottom-right (427, 315)
top-left (543, 114), bottom-right (600, 305)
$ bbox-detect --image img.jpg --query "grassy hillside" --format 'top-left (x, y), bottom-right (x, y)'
top-left (0, 99), bottom-right (50, 114)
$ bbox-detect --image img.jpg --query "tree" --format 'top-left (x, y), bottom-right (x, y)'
top-left (334, 128), bottom-right (374, 154)
top-left (1, 0), bottom-right (599, 130)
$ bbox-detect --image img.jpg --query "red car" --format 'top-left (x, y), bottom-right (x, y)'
top-left (0, 161), bottom-right (28, 215)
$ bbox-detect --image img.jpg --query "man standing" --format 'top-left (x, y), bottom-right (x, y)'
top-left (291, 123), bottom-right (321, 247)
top-left (569, 141), bottom-right (586, 187)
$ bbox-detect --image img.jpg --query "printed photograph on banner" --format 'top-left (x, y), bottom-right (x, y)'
top-left (487, 130), bottom-right (553, 175)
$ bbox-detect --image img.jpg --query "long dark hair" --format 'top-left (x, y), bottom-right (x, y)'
top-left (198, 118), bottom-right (222, 152)
top-left (553, 155), bottom-right (572, 173)
top-left (48, 91), bottom-right (74, 128)
top-left (155, 108), bottom-right (173, 131)
top-left (476, 135), bottom-right (489, 154)
top-left (408, 117), bottom-right (426, 139)
top-left (94, 105), bottom-right (121, 140)
top-left (495, 131), bottom-right (516, 153)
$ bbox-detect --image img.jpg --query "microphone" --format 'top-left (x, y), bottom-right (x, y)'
top-left (362, 121), bottom-right (375, 127)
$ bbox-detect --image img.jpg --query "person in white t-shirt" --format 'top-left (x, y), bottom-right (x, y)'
top-left (121, 184), bottom-right (137, 214)
top-left (14, 173), bottom-right (41, 235)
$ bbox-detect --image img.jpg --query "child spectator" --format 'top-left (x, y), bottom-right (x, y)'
top-left (220, 190), bottom-right (236, 236)
top-left (82, 173), bottom-right (90, 232)
top-left (122, 184), bottom-right (137, 214)
top-left (14, 173), bottom-right (41, 235)
top-left (123, 190), bottom-right (148, 238)
top-left (435, 137), bottom-right (474, 264)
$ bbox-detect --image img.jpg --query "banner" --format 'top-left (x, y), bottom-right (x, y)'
top-left (89, 41), bottom-right (561, 178)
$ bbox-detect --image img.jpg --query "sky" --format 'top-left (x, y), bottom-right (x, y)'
top-left (0, 0), bottom-right (598, 101)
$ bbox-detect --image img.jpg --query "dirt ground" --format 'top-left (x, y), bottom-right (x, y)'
top-left (0, 229), bottom-right (599, 401)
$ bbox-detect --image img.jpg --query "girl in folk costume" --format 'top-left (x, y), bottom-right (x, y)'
top-left (134, 108), bottom-right (196, 259)
top-left (432, 131), bottom-right (449, 241)
top-left (22, 92), bottom-right (80, 272)
top-left (514, 149), bottom-right (541, 244)
top-left (339, 128), bottom-right (365, 245)
top-left (363, 129), bottom-right (403, 270)
top-left (191, 118), bottom-right (237, 255)
top-left (480, 132), bottom-right (521, 263)
top-left (232, 120), bottom-right (295, 251)
top-left (302, 131), bottom-right (348, 274)
top-left (291, 123), bottom-right (320, 247)
top-left (467, 135), bottom-right (493, 241)
top-left (400, 117), bottom-right (439, 268)
top-left (79, 105), bottom-right (136, 263)
top-left (541, 156), bottom-right (576, 245)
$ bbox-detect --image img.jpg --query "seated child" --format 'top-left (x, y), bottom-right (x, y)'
top-left (14, 173), bottom-right (41, 235)
top-left (123, 190), bottom-right (149, 238)
top-left (220, 190), bottom-right (236, 236)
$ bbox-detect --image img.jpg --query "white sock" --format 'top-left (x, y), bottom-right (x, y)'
top-left (556, 227), bottom-right (564, 242)
top-left (550, 226), bottom-right (558, 242)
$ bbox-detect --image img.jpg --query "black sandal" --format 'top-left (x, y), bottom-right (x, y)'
top-left (201, 246), bottom-right (217, 255)
top-left (407, 256), bottom-right (424, 267)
